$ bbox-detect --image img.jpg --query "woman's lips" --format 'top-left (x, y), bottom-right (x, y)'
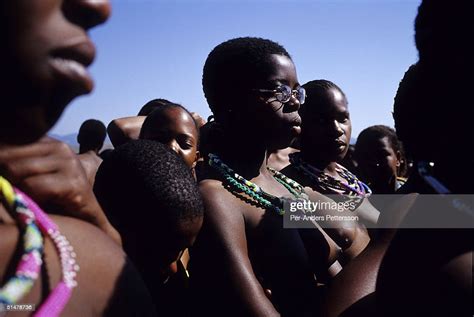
top-left (333, 140), bottom-right (347, 153)
top-left (49, 40), bottom-right (96, 93)
top-left (290, 117), bottom-right (302, 135)
top-left (50, 57), bottom-right (94, 93)
top-left (51, 40), bottom-right (96, 66)
top-left (291, 125), bottom-right (302, 135)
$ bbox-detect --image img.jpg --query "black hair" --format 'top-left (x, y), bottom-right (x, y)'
top-left (393, 64), bottom-right (423, 160)
top-left (355, 125), bottom-right (406, 176)
top-left (415, 0), bottom-right (473, 64)
top-left (392, 63), bottom-right (437, 162)
top-left (94, 139), bottom-right (204, 235)
top-left (77, 119), bottom-right (106, 152)
top-left (137, 98), bottom-right (173, 116)
top-left (397, 0), bottom-right (473, 163)
top-left (139, 102), bottom-right (199, 139)
top-left (300, 79), bottom-right (347, 117)
top-left (202, 37), bottom-right (291, 121)
top-left (356, 125), bottom-right (402, 155)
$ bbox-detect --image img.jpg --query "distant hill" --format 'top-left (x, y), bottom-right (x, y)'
top-left (49, 133), bottom-right (113, 152)
top-left (49, 133), bottom-right (78, 146)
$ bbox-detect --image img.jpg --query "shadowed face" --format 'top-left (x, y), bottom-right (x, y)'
top-left (156, 217), bottom-right (203, 283)
top-left (301, 87), bottom-right (351, 162)
top-left (141, 107), bottom-right (199, 168)
top-left (0, 0), bottom-right (111, 144)
top-left (123, 214), bottom-right (203, 285)
top-left (232, 54), bottom-right (302, 150)
top-left (356, 136), bottom-right (400, 191)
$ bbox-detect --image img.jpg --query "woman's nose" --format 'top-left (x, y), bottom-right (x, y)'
top-left (63, 0), bottom-right (111, 30)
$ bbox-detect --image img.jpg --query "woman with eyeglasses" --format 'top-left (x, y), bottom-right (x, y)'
top-left (189, 37), bottom-right (332, 317)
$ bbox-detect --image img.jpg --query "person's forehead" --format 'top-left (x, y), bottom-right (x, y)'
top-left (378, 136), bottom-right (396, 152)
top-left (361, 136), bottom-right (394, 154)
top-left (263, 54), bottom-right (297, 82)
top-left (159, 108), bottom-right (196, 130)
top-left (307, 91), bottom-right (349, 115)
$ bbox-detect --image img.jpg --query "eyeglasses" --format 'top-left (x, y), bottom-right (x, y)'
top-left (253, 85), bottom-right (306, 105)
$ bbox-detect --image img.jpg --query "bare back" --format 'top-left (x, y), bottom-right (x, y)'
top-left (77, 151), bottom-right (103, 186)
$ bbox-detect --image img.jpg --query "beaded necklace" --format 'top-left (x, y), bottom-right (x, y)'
top-left (289, 152), bottom-right (371, 197)
top-left (0, 176), bottom-right (79, 317)
top-left (208, 153), bottom-right (307, 215)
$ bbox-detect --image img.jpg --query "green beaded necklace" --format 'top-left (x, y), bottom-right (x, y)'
top-left (208, 153), bottom-right (307, 215)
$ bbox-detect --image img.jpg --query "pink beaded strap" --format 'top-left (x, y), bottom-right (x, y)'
top-left (15, 189), bottom-right (79, 317)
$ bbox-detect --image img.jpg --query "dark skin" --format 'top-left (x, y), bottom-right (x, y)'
top-left (192, 54), bottom-right (332, 316)
top-left (0, 214), bottom-right (155, 317)
top-left (0, 137), bottom-right (118, 243)
top-left (77, 149), bottom-right (103, 186)
top-left (376, 158), bottom-right (473, 316)
top-left (355, 136), bottom-right (402, 194)
top-left (282, 87), bottom-right (376, 261)
top-left (0, 0), bottom-right (119, 243)
top-left (140, 107), bottom-right (200, 169)
top-left (0, 0), bottom-right (110, 145)
top-left (267, 146), bottom-right (299, 171)
top-left (0, 0), bottom-right (155, 314)
top-left (107, 116), bottom-right (146, 147)
top-left (320, 194), bottom-right (417, 317)
top-left (299, 87), bottom-right (352, 174)
top-left (77, 129), bottom-right (104, 186)
top-left (125, 216), bottom-right (203, 290)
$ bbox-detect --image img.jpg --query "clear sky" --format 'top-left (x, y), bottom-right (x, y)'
top-left (51, 0), bottom-right (420, 141)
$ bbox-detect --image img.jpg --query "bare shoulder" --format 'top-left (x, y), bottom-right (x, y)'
top-left (198, 179), bottom-right (246, 227)
top-left (0, 216), bottom-right (154, 316)
top-left (53, 214), bottom-right (124, 263)
top-left (77, 152), bottom-right (102, 185)
top-left (199, 178), bottom-right (225, 195)
top-left (199, 179), bottom-right (240, 211)
top-left (51, 216), bottom-right (154, 316)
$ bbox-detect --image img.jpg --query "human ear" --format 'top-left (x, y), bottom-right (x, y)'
top-left (192, 151), bottom-right (200, 169)
top-left (396, 150), bottom-right (402, 167)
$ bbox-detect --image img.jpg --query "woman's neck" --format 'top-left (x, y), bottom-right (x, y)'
top-left (214, 133), bottom-right (271, 180)
top-left (300, 152), bottom-right (339, 176)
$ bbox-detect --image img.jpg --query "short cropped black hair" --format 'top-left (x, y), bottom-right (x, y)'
top-left (356, 125), bottom-right (402, 155)
top-left (202, 37), bottom-right (291, 120)
top-left (139, 102), bottom-right (199, 140)
top-left (94, 140), bottom-right (204, 234)
top-left (137, 98), bottom-right (173, 116)
top-left (415, 0), bottom-right (472, 64)
top-left (77, 119), bottom-right (106, 151)
top-left (393, 63), bottom-right (443, 162)
top-left (393, 64), bottom-right (423, 160)
top-left (300, 79), bottom-right (347, 117)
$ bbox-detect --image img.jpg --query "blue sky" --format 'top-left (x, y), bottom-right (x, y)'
top-left (51, 0), bottom-right (420, 141)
